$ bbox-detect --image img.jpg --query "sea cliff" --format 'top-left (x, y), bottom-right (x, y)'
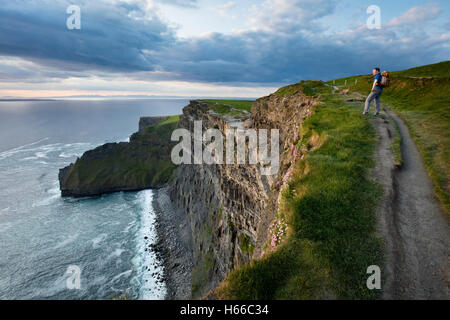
top-left (170, 93), bottom-right (316, 298)
top-left (58, 87), bottom-right (323, 298)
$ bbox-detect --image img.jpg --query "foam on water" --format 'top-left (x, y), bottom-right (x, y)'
top-left (0, 137), bottom-right (50, 159)
top-left (133, 190), bottom-right (167, 300)
top-left (109, 248), bottom-right (126, 259)
top-left (91, 233), bottom-right (108, 249)
top-left (32, 184), bottom-right (61, 207)
top-left (53, 233), bottom-right (80, 249)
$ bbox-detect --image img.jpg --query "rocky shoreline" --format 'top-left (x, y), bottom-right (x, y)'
top-left (152, 185), bottom-right (193, 300)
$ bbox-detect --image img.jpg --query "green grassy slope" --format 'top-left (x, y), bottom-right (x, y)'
top-left (217, 81), bottom-right (383, 299)
top-left (61, 115), bottom-right (180, 196)
top-left (201, 99), bottom-right (253, 118)
top-left (329, 61), bottom-right (450, 214)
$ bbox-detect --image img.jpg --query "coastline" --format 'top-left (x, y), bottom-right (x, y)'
top-left (152, 185), bottom-right (193, 300)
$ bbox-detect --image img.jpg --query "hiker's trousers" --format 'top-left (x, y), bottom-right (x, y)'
top-left (364, 87), bottom-right (382, 114)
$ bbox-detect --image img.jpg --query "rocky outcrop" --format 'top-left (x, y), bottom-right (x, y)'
top-left (59, 116), bottom-right (178, 197)
top-left (170, 90), bottom-right (318, 298)
top-left (139, 116), bottom-right (169, 133)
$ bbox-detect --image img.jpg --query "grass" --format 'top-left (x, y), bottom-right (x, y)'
top-left (240, 234), bottom-right (255, 255)
top-left (329, 61), bottom-right (450, 214)
top-left (201, 99), bottom-right (253, 118)
top-left (216, 82), bottom-right (383, 299)
top-left (274, 80), bottom-right (324, 97)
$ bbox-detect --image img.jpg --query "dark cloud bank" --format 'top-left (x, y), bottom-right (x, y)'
top-left (0, 0), bottom-right (448, 86)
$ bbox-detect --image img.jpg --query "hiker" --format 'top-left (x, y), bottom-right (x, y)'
top-left (363, 67), bottom-right (383, 116)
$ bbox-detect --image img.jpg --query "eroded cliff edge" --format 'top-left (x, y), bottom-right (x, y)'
top-left (170, 88), bottom-right (318, 298)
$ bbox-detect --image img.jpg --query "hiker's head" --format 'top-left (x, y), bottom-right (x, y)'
top-left (373, 68), bottom-right (381, 75)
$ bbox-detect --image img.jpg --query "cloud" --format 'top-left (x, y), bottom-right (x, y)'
top-left (0, 0), bottom-right (448, 91)
top-left (159, 0), bottom-right (198, 8)
top-left (248, 0), bottom-right (337, 33)
top-left (217, 1), bottom-right (236, 17)
top-left (0, 0), bottom-right (174, 72)
top-left (389, 5), bottom-right (441, 26)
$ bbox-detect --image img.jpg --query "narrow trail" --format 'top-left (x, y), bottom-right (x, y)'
top-left (370, 107), bottom-right (449, 299)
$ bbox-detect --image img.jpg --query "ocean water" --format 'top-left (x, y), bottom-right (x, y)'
top-left (0, 99), bottom-right (188, 299)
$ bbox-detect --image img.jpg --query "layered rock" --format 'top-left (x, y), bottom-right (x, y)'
top-left (57, 87), bottom-right (319, 297)
top-left (170, 89), bottom-right (317, 298)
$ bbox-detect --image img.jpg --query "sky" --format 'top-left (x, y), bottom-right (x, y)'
top-left (0, 0), bottom-right (448, 98)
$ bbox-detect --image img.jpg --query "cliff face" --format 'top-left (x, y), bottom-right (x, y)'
top-left (57, 89), bottom-right (318, 297)
top-left (170, 91), bottom-right (317, 298)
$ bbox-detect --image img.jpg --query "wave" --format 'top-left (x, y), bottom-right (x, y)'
top-left (111, 269), bottom-right (133, 283)
top-left (32, 184), bottom-right (60, 207)
top-left (109, 248), bottom-right (126, 259)
top-left (91, 233), bottom-right (108, 249)
top-left (133, 190), bottom-right (166, 300)
top-left (0, 137), bottom-right (50, 160)
top-left (1, 140), bottom-right (93, 165)
top-left (59, 152), bottom-right (76, 158)
top-left (0, 222), bottom-right (12, 233)
top-left (53, 233), bottom-right (80, 250)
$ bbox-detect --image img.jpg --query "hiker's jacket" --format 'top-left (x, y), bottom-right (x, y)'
top-left (374, 73), bottom-right (383, 90)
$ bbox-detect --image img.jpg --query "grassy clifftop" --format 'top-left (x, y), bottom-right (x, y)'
top-left (59, 115), bottom-right (180, 197)
top-left (200, 99), bottom-right (253, 119)
top-left (330, 61), bottom-right (450, 214)
top-left (216, 81), bottom-right (383, 299)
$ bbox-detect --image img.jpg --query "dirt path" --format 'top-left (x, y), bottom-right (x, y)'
top-left (370, 108), bottom-right (449, 299)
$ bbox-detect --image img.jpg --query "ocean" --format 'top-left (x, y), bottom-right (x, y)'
top-left (0, 99), bottom-right (188, 299)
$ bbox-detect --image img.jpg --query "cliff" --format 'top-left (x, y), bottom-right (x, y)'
top-left (170, 89), bottom-right (318, 298)
top-left (59, 115), bottom-right (179, 197)
top-left (57, 80), bottom-right (386, 300)
top-left (139, 116), bottom-right (169, 133)
top-left (58, 89), bottom-right (318, 296)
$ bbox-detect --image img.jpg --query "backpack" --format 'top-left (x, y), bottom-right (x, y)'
top-left (380, 71), bottom-right (390, 88)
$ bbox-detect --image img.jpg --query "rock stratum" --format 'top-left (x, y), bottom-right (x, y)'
top-left (170, 93), bottom-right (317, 298)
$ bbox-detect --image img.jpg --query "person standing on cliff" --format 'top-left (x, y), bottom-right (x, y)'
top-left (363, 67), bottom-right (383, 116)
